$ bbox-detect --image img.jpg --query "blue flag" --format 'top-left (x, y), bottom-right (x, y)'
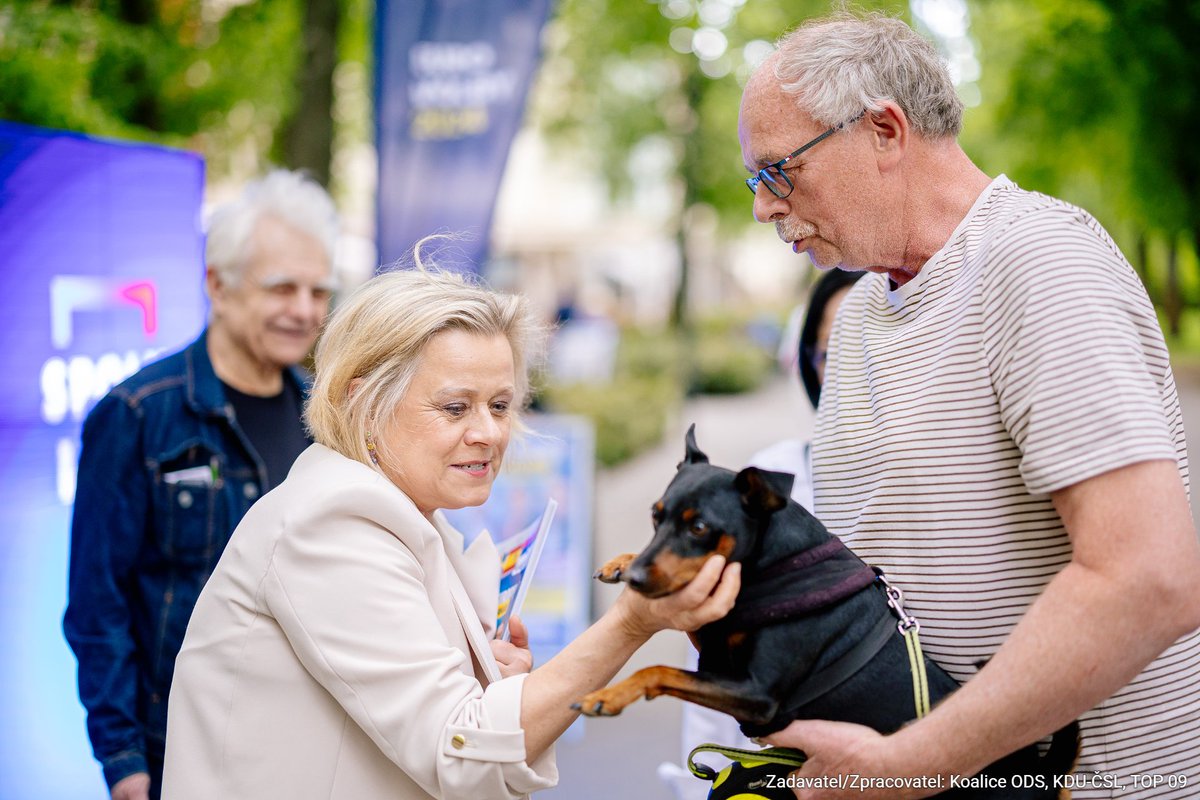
top-left (374, 0), bottom-right (553, 273)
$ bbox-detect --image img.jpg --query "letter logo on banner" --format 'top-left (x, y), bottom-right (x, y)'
top-left (50, 276), bottom-right (158, 348)
top-left (374, 0), bottom-right (552, 273)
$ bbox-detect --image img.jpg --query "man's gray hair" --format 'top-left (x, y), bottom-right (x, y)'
top-left (204, 170), bottom-right (339, 283)
top-left (773, 11), bottom-right (962, 139)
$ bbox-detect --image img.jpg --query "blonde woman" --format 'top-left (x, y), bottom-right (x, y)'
top-left (160, 266), bottom-right (739, 800)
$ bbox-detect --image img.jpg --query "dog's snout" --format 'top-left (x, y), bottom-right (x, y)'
top-left (625, 564), bottom-right (650, 592)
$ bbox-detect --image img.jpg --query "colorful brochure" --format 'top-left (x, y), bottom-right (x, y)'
top-left (493, 498), bottom-right (557, 642)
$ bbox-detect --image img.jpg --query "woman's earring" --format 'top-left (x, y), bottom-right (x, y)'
top-left (365, 431), bottom-right (380, 465)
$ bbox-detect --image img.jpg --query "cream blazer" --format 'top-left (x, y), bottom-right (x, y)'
top-left (161, 444), bottom-right (557, 799)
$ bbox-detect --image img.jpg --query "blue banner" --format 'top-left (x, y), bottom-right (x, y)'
top-left (0, 122), bottom-right (206, 799)
top-left (374, 0), bottom-right (553, 272)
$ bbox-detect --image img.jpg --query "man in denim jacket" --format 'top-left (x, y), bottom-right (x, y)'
top-left (64, 171), bottom-right (339, 800)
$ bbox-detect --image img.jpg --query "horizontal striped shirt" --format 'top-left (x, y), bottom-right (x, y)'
top-left (814, 176), bottom-right (1200, 798)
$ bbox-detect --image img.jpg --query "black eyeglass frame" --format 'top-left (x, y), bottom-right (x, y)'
top-left (745, 112), bottom-right (865, 198)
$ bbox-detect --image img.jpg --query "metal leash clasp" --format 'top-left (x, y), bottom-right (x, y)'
top-left (874, 568), bottom-right (920, 635)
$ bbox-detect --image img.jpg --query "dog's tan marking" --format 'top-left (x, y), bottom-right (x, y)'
top-left (727, 631), bottom-right (747, 650)
top-left (574, 666), bottom-right (766, 721)
top-left (681, 508), bottom-right (698, 522)
top-left (644, 547), bottom-right (733, 596)
top-left (643, 551), bottom-right (707, 595)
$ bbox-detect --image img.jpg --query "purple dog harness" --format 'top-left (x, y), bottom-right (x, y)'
top-left (722, 537), bottom-right (878, 629)
top-left (720, 537), bottom-right (930, 730)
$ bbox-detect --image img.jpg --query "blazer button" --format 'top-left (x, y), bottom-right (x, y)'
top-left (243, 483), bottom-right (258, 500)
top-left (177, 490), bottom-right (193, 509)
top-left (451, 734), bottom-right (467, 750)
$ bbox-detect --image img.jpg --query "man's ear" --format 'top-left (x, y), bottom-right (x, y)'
top-left (867, 101), bottom-right (907, 173)
top-left (735, 467), bottom-right (793, 517)
top-left (205, 266), bottom-right (227, 306)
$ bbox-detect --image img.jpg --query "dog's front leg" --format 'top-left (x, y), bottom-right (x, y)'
top-left (572, 667), bottom-right (776, 725)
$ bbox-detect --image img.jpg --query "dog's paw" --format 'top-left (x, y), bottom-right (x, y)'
top-left (572, 689), bottom-right (626, 717)
top-left (593, 553), bottom-right (636, 584)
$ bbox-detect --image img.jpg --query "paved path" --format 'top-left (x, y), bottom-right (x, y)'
top-left (540, 367), bottom-right (1200, 800)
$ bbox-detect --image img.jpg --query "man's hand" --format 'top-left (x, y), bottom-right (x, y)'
top-left (764, 720), bottom-right (938, 800)
top-left (612, 556), bottom-right (741, 640)
top-left (110, 772), bottom-right (151, 800)
top-left (491, 615), bottom-right (534, 678)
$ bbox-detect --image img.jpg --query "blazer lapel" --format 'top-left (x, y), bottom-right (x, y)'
top-left (436, 516), bottom-right (503, 684)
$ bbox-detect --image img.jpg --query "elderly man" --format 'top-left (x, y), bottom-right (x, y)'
top-left (64, 170), bottom-right (339, 800)
top-left (739, 12), bottom-right (1200, 800)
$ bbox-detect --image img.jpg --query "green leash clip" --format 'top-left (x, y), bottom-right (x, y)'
top-left (687, 743), bottom-right (808, 800)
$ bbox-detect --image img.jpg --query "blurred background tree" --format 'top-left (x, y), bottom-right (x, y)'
top-left (0, 0), bottom-right (368, 187)
top-left (962, 0), bottom-right (1200, 338)
top-left (3, 0), bottom-right (1198, 457)
top-left (533, 0), bottom-right (906, 330)
top-left (3, 0), bottom-right (1194, 276)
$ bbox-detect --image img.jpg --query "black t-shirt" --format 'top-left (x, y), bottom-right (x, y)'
top-left (222, 379), bottom-right (310, 491)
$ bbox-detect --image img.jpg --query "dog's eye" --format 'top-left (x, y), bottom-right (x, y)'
top-left (689, 521), bottom-right (708, 537)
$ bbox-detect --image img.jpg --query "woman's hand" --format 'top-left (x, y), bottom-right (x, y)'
top-left (613, 555), bottom-right (741, 641)
top-left (491, 615), bottom-right (534, 678)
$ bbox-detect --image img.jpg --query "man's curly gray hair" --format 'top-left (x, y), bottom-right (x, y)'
top-left (773, 11), bottom-right (963, 139)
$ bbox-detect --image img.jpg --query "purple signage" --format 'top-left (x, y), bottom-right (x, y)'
top-left (0, 122), bottom-right (206, 799)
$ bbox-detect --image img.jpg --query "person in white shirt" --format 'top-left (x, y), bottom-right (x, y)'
top-left (740, 11), bottom-right (1200, 799)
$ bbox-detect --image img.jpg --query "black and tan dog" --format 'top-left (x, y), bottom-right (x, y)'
top-left (574, 425), bottom-right (1077, 799)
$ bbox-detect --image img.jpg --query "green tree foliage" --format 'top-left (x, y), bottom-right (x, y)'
top-left (0, 0), bottom-right (351, 183)
top-left (538, 0), bottom-right (906, 227)
top-left (964, 0), bottom-right (1200, 330)
top-left (533, 0), bottom-right (905, 327)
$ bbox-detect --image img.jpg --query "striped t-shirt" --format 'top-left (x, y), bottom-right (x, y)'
top-left (813, 175), bottom-right (1200, 798)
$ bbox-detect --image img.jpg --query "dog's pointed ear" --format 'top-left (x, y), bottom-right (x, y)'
top-left (681, 423), bottom-right (709, 466)
top-left (735, 467), bottom-right (793, 516)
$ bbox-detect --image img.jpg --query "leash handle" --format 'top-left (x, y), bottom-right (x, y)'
top-left (686, 743), bottom-right (808, 780)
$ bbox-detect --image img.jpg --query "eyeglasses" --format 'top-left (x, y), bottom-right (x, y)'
top-left (745, 112), bottom-right (865, 199)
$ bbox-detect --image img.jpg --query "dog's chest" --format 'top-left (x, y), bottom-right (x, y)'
top-left (696, 625), bottom-right (754, 676)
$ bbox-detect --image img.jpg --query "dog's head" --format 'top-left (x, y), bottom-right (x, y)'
top-left (623, 424), bottom-right (794, 597)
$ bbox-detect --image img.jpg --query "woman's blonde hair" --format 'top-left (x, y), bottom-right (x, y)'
top-left (305, 264), bottom-right (543, 468)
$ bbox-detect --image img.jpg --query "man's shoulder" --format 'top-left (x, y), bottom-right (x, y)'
top-left (984, 180), bottom-right (1098, 241)
top-left (100, 336), bottom-right (205, 415)
top-left (973, 180), bottom-right (1129, 294)
top-left (112, 346), bottom-right (192, 401)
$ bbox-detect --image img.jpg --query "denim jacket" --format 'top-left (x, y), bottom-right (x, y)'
top-left (63, 331), bottom-right (309, 789)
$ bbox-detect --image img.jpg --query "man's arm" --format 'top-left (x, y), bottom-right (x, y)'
top-left (765, 459), bottom-right (1200, 799)
top-left (63, 393), bottom-right (152, 795)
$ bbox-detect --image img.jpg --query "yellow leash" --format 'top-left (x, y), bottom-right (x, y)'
top-left (878, 571), bottom-right (931, 719)
top-left (903, 627), bottom-right (930, 718)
